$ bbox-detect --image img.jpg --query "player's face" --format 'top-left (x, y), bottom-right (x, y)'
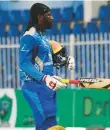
top-left (43, 12), bottom-right (54, 29)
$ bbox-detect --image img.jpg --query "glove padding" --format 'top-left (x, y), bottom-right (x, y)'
top-left (47, 125), bottom-right (65, 130)
top-left (43, 75), bottom-right (67, 91)
top-left (67, 56), bottom-right (75, 70)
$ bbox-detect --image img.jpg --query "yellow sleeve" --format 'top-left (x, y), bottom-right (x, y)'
top-left (49, 40), bottom-right (62, 54)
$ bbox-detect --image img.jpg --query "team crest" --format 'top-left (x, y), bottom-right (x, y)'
top-left (0, 89), bottom-right (17, 127)
top-left (0, 94), bottom-right (12, 127)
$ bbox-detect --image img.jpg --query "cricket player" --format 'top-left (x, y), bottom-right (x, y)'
top-left (20, 3), bottom-right (75, 130)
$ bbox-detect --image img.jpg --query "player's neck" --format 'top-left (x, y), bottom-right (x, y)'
top-left (35, 24), bottom-right (45, 33)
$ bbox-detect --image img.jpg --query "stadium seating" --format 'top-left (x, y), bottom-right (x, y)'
top-left (85, 22), bottom-right (99, 40)
top-left (1, 4), bottom-right (110, 37)
top-left (91, 18), bottom-right (99, 22)
top-left (20, 24), bottom-right (27, 35)
top-left (59, 23), bottom-right (71, 35)
top-left (21, 10), bottom-right (30, 23)
top-left (85, 22), bottom-right (98, 34)
top-left (99, 5), bottom-right (110, 20)
top-left (46, 23), bottom-right (58, 36)
top-left (0, 10), bottom-right (30, 24)
top-left (98, 21), bottom-right (110, 33)
top-left (9, 10), bottom-right (23, 24)
top-left (51, 8), bottom-right (61, 22)
top-left (7, 25), bottom-right (20, 36)
top-left (0, 24), bottom-right (6, 36)
top-left (0, 11), bottom-right (10, 24)
top-left (75, 4), bottom-right (83, 21)
top-left (72, 23), bottom-right (84, 35)
top-left (61, 7), bottom-right (74, 21)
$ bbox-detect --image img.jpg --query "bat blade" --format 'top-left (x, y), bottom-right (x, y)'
top-left (60, 78), bottom-right (110, 89)
top-left (82, 78), bottom-right (110, 89)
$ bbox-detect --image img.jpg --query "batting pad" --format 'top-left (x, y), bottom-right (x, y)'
top-left (47, 125), bottom-right (65, 130)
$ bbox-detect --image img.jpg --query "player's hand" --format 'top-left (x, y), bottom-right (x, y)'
top-left (67, 56), bottom-right (75, 70)
top-left (43, 75), bottom-right (67, 91)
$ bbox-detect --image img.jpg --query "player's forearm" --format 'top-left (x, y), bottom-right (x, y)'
top-left (20, 61), bottom-right (45, 81)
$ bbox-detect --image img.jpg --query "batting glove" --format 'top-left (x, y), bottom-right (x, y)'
top-left (67, 56), bottom-right (75, 70)
top-left (43, 75), bottom-right (67, 91)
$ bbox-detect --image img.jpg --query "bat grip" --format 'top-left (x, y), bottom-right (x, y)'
top-left (69, 80), bottom-right (80, 84)
top-left (60, 79), bottom-right (80, 85)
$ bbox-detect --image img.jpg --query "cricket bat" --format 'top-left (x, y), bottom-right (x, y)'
top-left (60, 78), bottom-right (110, 89)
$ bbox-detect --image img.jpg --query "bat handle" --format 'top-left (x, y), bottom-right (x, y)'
top-left (60, 79), bottom-right (80, 85)
top-left (69, 80), bottom-right (80, 85)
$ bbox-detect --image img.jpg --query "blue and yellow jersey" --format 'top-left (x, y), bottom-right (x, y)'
top-left (20, 27), bottom-right (54, 82)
